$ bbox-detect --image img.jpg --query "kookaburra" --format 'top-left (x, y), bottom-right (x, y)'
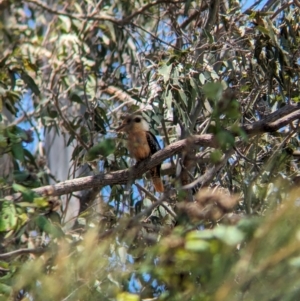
top-left (116, 114), bottom-right (164, 192)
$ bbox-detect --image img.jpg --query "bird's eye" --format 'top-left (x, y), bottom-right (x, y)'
top-left (134, 117), bottom-right (141, 122)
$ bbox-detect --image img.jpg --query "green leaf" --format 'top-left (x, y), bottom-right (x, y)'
top-left (10, 126), bottom-right (30, 141)
top-left (48, 110), bottom-right (58, 119)
top-left (213, 225), bottom-right (244, 245)
top-left (80, 126), bottom-right (89, 144)
top-left (216, 131), bottom-right (235, 149)
top-left (33, 197), bottom-right (49, 208)
top-left (292, 96), bottom-right (300, 102)
top-left (210, 149), bottom-right (223, 163)
top-left (20, 71), bottom-right (40, 96)
top-left (71, 145), bottom-right (83, 161)
top-left (220, 99), bottom-right (240, 118)
top-left (203, 82), bottom-right (223, 101)
top-left (0, 202), bottom-right (17, 232)
top-left (186, 230), bottom-right (215, 240)
top-left (202, 29), bottom-right (214, 43)
top-left (143, 198), bottom-right (152, 208)
top-left (240, 84), bottom-right (250, 92)
top-left (0, 283), bottom-right (12, 295)
top-left (11, 142), bottom-right (25, 162)
top-left (85, 139), bottom-right (115, 161)
top-left (94, 107), bottom-right (109, 134)
top-left (66, 134), bottom-right (75, 146)
top-left (59, 15), bottom-right (72, 32)
top-left (184, 0), bottom-right (192, 15)
top-left (70, 93), bottom-right (83, 104)
top-left (35, 215), bottom-right (49, 231)
top-left (0, 131), bottom-right (7, 148)
top-left (199, 73), bottom-right (206, 85)
top-left (6, 127), bottom-right (20, 142)
top-left (24, 149), bottom-right (38, 167)
top-left (289, 256), bottom-right (300, 267)
top-left (117, 292), bottom-right (140, 301)
top-left (158, 62), bottom-right (172, 83)
top-left (230, 124), bottom-right (248, 141)
top-left (210, 70), bottom-right (219, 80)
top-left (256, 25), bottom-right (270, 35)
top-left (12, 183), bottom-right (35, 202)
top-left (0, 54), bottom-right (9, 68)
top-left (24, 58), bottom-right (39, 73)
top-left (189, 78), bottom-right (199, 93)
top-left (118, 246), bottom-right (127, 264)
top-left (179, 90), bottom-right (187, 107)
top-left (47, 211), bottom-right (61, 224)
top-left (4, 98), bottom-right (18, 115)
top-left (13, 170), bottom-right (31, 182)
top-left (35, 216), bottom-right (64, 238)
top-left (185, 230), bottom-right (217, 251)
top-left (6, 91), bottom-right (21, 103)
top-left (185, 239), bottom-right (210, 252)
top-left (165, 91), bottom-right (173, 110)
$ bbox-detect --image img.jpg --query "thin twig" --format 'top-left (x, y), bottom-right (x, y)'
top-left (26, 0), bottom-right (185, 25)
top-left (135, 183), bottom-right (177, 218)
top-left (182, 149), bottom-right (234, 190)
top-left (0, 247), bottom-right (46, 259)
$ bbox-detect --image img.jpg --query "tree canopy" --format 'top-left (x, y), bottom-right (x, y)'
top-left (1, 0), bottom-right (300, 300)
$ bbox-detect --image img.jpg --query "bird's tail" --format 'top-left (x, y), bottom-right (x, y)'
top-left (152, 176), bottom-right (164, 192)
top-left (151, 165), bottom-right (164, 192)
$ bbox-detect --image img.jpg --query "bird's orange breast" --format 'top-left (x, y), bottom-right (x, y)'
top-left (127, 131), bottom-right (151, 160)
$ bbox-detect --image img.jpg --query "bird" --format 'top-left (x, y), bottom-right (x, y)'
top-left (116, 114), bottom-right (164, 192)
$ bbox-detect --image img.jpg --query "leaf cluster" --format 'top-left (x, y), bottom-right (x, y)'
top-left (0, 0), bottom-right (300, 300)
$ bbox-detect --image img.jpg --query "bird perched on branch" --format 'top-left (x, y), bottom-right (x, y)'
top-left (116, 114), bottom-right (164, 192)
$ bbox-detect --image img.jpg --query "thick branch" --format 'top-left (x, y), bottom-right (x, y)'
top-left (5, 135), bottom-right (215, 201)
top-left (204, 0), bottom-right (220, 32)
top-left (5, 104), bottom-right (300, 201)
top-left (241, 103), bottom-right (300, 134)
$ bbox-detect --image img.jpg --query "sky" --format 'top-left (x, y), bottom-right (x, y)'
top-left (242, 0), bottom-right (266, 10)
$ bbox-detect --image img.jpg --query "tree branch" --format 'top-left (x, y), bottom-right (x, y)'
top-left (0, 247), bottom-right (46, 259)
top-left (6, 135), bottom-right (216, 201)
top-left (204, 0), bottom-right (220, 32)
top-left (26, 0), bottom-right (185, 25)
top-left (5, 104), bottom-right (300, 201)
top-left (241, 103), bottom-right (300, 134)
top-left (182, 149), bottom-right (234, 190)
top-left (120, 0), bottom-right (185, 25)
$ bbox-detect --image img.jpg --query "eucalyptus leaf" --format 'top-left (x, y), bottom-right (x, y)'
top-left (85, 139), bottom-right (115, 161)
top-left (0, 202), bottom-right (17, 232)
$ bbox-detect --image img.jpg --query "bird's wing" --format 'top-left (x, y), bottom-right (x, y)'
top-left (146, 131), bottom-right (161, 155)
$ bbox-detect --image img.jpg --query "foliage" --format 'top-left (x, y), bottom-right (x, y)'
top-left (0, 0), bottom-right (300, 300)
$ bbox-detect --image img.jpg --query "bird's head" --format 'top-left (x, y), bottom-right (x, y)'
top-left (116, 114), bottom-right (149, 133)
